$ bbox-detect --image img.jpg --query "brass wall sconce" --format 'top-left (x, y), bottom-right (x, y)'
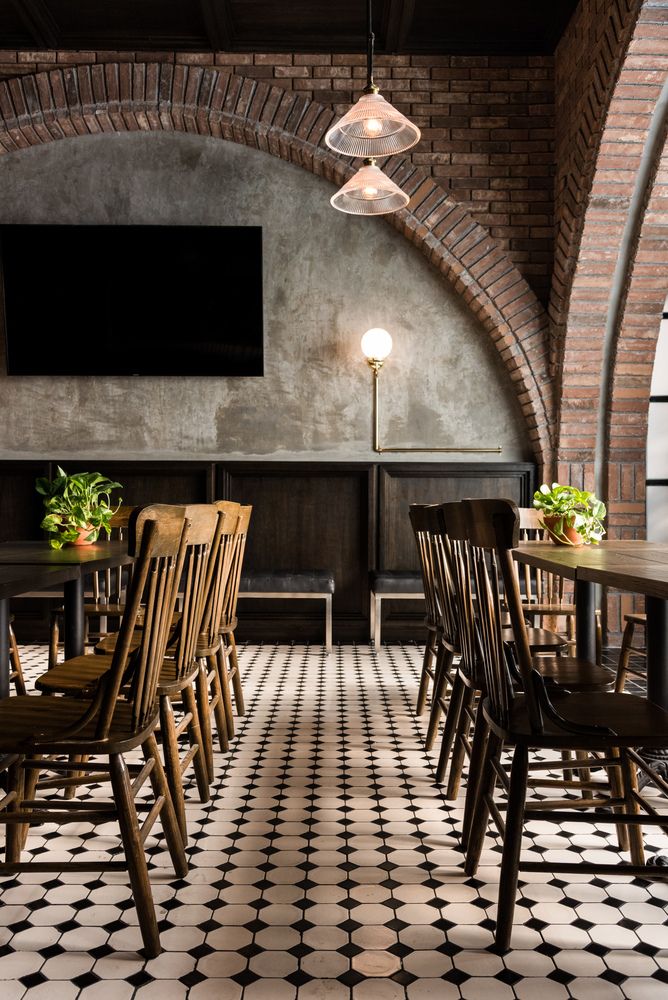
top-left (361, 328), bottom-right (502, 455)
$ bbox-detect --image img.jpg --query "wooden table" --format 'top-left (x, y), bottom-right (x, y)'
top-left (514, 540), bottom-right (668, 710)
top-left (0, 540), bottom-right (133, 667)
top-left (0, 563), bottom-right (81, 698)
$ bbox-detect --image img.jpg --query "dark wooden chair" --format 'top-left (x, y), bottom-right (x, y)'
top-left (409, 504), bottom-right (453, 723)
top-left (461, 498), bottom-right (668, 952)
top-left (0, 504), bottom-right (190, 958)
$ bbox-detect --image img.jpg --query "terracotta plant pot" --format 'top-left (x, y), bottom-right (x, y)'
top-left (542, 514), bottom-right (585, 547)
top-left (64, 525), bottom-right (97, 547)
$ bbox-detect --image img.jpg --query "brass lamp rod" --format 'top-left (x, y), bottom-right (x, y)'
top-left (369, 361), bottom-right (502, 455)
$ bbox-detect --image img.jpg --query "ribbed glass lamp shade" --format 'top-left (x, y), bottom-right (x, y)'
top-left (330, 161), bottom-right (409, 216)
top-left (325, 92), bottom-right (421, 158)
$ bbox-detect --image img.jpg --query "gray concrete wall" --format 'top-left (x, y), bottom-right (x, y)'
top-left (0, 131), bottom-right (529, 462)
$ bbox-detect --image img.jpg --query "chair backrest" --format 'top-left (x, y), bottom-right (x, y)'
top-left (517, 506), bottom-right (566, 606)
top-left (408, 504), bottom-right (442, 632)
top-left (463, 498), bottom-right (544, 733)
top-left (439, 501), bottom-right (480, 685)
top-left (216, 503), bottom-right (252, 629)
top-left (95, 504), bottom-right (191, 737)
top-left (198, 501), bottom-right (241, 649)
top-left (91, 504), bottom-right (137, 604)
top-left (169, 504), bottom-right (220, 679)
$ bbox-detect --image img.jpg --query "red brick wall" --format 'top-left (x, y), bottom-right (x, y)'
top-left (0, 48), bottom-right (555, 305)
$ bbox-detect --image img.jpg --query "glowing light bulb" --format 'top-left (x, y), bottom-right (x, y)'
top-left (361, 328), bottom-right (393, 362)
top-left (362, 185), bottom-right (379, 200)
top-left (364, 117), bottom-right (383, 136)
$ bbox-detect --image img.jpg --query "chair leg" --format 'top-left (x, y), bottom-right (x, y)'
top-left (495, 744), bottom-right (529, 953)
top-left (228, 632), bottom-right (245, 718)
top-left (620, 749), bottom-right (645, 866)
top-left (8, 625), bottom-right (26, 696)
top-left (435, 671), bottom-right (465, 785)
top-left (425, 647), bottom-right (453, 750)
top-left (465, 732), bottom-right (503, 877)
top-left (196, 661), bottom-right (217, 776)
top-left (416, 636), bottom-right (436, 716)
top-left (49, 615), bottom-right (60, 671)
top-left (142, 733), bottom-right (188, 880)
top-left (211, 651), bottom-right (231, 755)
top-left (445, 685), bottom-right (475, 798)
top-left (615, 617), bottom-right (636, 693)
top-left (5, 757), bottom-right (26, 863)
top-left (461, 701), bottom-right (490, 852)
top-left (109, 751), bottom-right (162, 959)
top-left (159, 694), bottom-right (188, 845)
top-left (182, 682), bottom-right (211, 805)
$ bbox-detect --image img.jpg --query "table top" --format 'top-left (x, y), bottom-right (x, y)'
top-left (0, 563), bottom-right (80, 601)
top-left (0, 540), bottom-right (132, 572)
top-left (514, 540), bottom-right (668, 596)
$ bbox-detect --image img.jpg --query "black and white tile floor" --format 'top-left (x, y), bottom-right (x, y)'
top-left (1, 643), bottom-right (668, 999)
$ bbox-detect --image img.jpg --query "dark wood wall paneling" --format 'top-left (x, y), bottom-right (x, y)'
top-left (1, 460), bottom-right (534, 643)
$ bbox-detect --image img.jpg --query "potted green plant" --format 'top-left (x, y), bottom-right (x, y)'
top-left (533, 483), bottom-right (607, 546)
top-left (36, 467), bottom-right (123, 549)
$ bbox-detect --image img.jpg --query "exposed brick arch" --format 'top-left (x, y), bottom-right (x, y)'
top-left (0, 62), bottom-right (553, 469)
top-left (555, 1), bottom-right (668, 634)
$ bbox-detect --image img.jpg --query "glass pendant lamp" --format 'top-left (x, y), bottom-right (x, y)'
top-left (330, 158), bottom-right (409, 215)
top-left (325, 0), bottom-right (421, 158)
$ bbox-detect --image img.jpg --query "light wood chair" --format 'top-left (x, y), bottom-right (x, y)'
top-left (0, 504), bottom-right (190, 958)
top-left (35, 505), bottom-right (225, 844)
top-left (215, 504), bottom-right (252, 738)
top-left (461, 498), bottom-right (668, 952)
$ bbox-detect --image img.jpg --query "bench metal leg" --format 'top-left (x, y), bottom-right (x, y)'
top-left (325, 594), bottom-right (332, 653)
top-left (374, 593), bottom-right (382, 648)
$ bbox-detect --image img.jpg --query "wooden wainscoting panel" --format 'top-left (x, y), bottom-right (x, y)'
top-left (219, 463), bottom-right (376, 642)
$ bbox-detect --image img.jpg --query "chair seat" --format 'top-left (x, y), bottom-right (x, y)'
top-left (0, 696), bottom-right (156, 754)
top-left (504, 626), bottom-right (568, 652)
top-left (522, 602), bottom-right (576, 615)
top-left (240, 570), bottom-right (335, 594)
top-left (534, 654), bottom-right (613, 692)
top-left (486, 691), bottom-right (668, 750)
top-left (624, 612), bottom-right (647, 625)
top-left (36, 653), bottom-right (114, 694)
top-left (370, 571), bottom-right (423, 595)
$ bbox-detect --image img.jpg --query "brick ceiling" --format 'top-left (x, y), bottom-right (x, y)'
top-left (1, 1), bottom-right (580, 56)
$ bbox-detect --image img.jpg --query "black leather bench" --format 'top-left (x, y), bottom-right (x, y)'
top-left (369, 571), bottom-right (424, 646)
top-left (239, 570), bottom-right (335, 651)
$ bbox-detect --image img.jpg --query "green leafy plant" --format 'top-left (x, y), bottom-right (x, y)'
top-left (36, 467), bottom-right (123, 549)
top-left (533, 483), bottom-right (607, 545)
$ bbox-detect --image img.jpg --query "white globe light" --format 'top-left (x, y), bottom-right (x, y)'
top-left (361, 328), bottom-right (393, 362)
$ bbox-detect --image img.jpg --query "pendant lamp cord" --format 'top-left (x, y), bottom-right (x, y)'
top-left (365, 0), bottom-right (377, 93)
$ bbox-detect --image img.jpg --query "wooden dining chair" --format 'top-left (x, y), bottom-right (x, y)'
top-left (193, 501), bottom-right (241, 760)
top-left (409, 504), bottom-right (449, 720)
top-left (0, 503), bottom-right (190, 958)
top-left (48, 505), bottom-right (136, 669)
top-left (461, 498), bottom-right (668, 952)
top-left (215, 503), bottom-right (252, 738)
top-left (615, 612), bottom-right (647, 692)
top-left (35, 504), bottom-right (225, 844)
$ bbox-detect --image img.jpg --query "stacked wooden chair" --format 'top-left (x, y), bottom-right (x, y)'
top-left (0, 504), bottom-right (190, 957)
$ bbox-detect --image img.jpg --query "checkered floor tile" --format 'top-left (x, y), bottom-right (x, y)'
top-left (1, 643), bottom-right (667, 999)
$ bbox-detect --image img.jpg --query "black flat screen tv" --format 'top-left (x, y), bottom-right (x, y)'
top-left (0, 224), bottom-right (264, 376)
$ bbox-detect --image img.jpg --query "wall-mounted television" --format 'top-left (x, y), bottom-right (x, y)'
top-left (0, 224), bottom-right (264, 376)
